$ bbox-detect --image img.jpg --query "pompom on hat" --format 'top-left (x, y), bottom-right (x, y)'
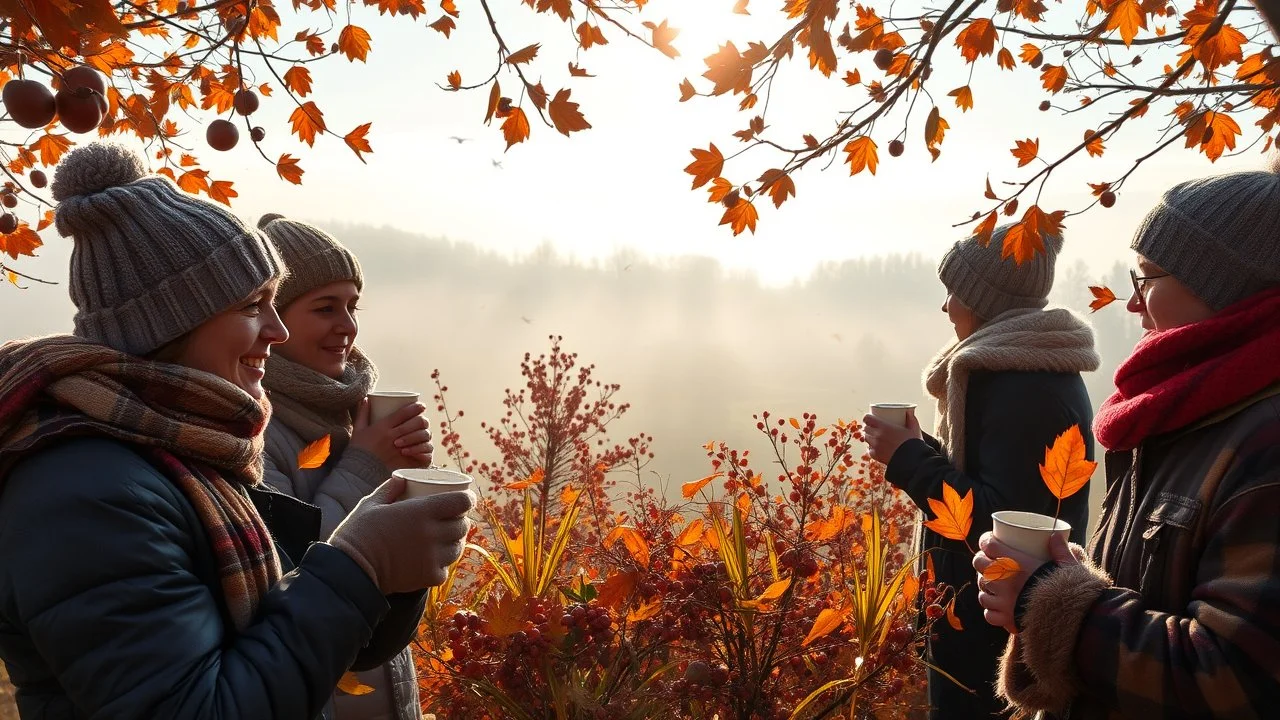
top-left (257, 213), bottom-right (363, 310)
top-left (52, 141), bottom-right (282, 356)
top-left (938, 224), bottom-right (1063, 320)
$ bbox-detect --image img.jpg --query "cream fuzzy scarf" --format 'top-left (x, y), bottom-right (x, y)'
top-left (923, 308), bottom-right (1099, 471)
top-left (263, 347), bottom-right (377, 457)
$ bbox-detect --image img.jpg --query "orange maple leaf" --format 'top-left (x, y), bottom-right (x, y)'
top-left (679, 78), bottom-right (695, 101)
top-left (702, 41), bottom-right (753, 96)
top-left (981, 556), bottom-right (1022, 582)
top-left (1180, 14), bottom-right (1245, 73)
top-left (481, 591), bottom-right (525, 638)
top-left (31, 134), bottom-right (73, 167)
top-left (1105, 0), bottom-right (1146, 46)
top-left (675, 518), bottom-right (705, 548)
top-left (1002, 205), bottom-right (1064, 265)
top-left (36, 209), bottom-right (55, 232)
top-left (684, 144), bottom-right (724, 189)
top-left (1019, 43), bottom-right (1043, 66)
top-left (577, 21), bottom-right (608, 49)
top-left (1088, 285), bottom-right (1118, 312)
top-left (605, 525), bottom-right (651, 567)
top-left (344, 123), bottom-right (373, 162)
top-left (626, 599), bottom-right (662, 621)
top-left (338, 25), bottom-right (372, 62)
top-left (429, 15), bottom-right (455, 36)
top-left (1083, 130), bottom-right (1105, 157)
top-left (276, 154), bottom-right (305, 184)
top-left (706, 177), bottom-right (734, 204)
top-left (594, 570), bottom-right (638, 610)
top-left (643, 19), bottom-right (680, 58)
top-left (955, 18), bottom-right (997, 63)
top-left (945, 596), bottom-right (963, 630)
top-left (802, 606), bottom-right (846, 646)
top-left (682, 472), bottom-right (722, 499)
top-left (949, 85), bottom-right (974, 112)
top-left (505, 43), bottom-right (539, 65)
top-left (922, 482), bottom-right (973, 542)
top-left (297, 434), bottom-right (331, 469)
top-left (925, 107), bottom-right (949, 158)
top-left (758, 169), bottom-right (796, 209)
top-left (548, 88), bottom-right (591, 136)
top-left (1040, 424), bottom-right (1097, 501)
top-left (843, 135), bottom-right (878, 175)
top-left (1041, 64), bottom-right (1068, 93)
top-left (176, 168), bottom-right (209, 195)
top-left (973, 211), bottom-right (999, 247)
top-left (207, 180), bottom-right (237, 206)
top-left (446, 70), bottom-right (461, 90)
top-left (568, 62), bottom-right (594, 77)
top-left (997, 47), bottom-right (1015, 70)
top-left (283, 65), bottom-right (312, 96)
top-left (1010, 138), bottom-right (1039, 167)
top-left (1185, 110), bottom-right (1240, 161)
top-left (500, 106), bottom-right (531, 149)
top-left (0, 224), bottom-right (42, 260)
top-left (289, 101), bottom-right (327, 146)
top-left (719, 197), bottom-right (758, 236)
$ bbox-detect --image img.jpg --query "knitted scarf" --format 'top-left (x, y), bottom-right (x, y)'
top-left (262, 347), bottom-right (376, 455)
top-left (924, 308), bottom-right (1101, 471)
top-left (1094, 286), bottom-right (1280, 452)
top-left (0, 335), bottom-right (282, 632)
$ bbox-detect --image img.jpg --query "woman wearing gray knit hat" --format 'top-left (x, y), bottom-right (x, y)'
top-left (976, 164), bottom-right (1280, 719)
top-left (862, 226), bottom-right (1100, 719)
top-left (258, 213), bottom-right (433, 720)
top-left (0, 142), bottom-right (472, 720)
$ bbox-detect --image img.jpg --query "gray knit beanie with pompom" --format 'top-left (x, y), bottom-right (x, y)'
top-left (257, 213), bottom-right (362, 310)
top-left (52, 141), bottom-right (282, 356)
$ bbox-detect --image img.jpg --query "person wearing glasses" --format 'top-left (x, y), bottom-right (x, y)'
top-left (974, 163), bottom-right (1280, 719)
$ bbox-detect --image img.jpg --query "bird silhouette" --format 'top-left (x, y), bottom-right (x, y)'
top-left (520, 316), bottom-right (532, 324)
top-left (492, 159), bottom-right (503, 169)
top-left (448, 136), bottom-right (471, 144)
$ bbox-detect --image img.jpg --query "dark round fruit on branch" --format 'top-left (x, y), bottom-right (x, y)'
top-left (888, 139), bottom-right (904, 157)
top-left (684, 660), bottom-right (712, 686)
top-left (1039, 100), bottom-right (1050, 111)
top-left (250, 126), bottom-right (265, 142)
top-left (1100, 190), bottom-right (1116, 208)
top-left (330, 42), bottom-right (339, 53)
top-left (234, 89), bottom-right (259, 116)
top-left (873, 48), bottom-right (893, 71)
top-left (62, 66), bottom-right (108, 96)
top-left (30, 170), bottom-right (46, 188)
top-left (2, 193), bottom-right (16, 209)
top-left (177, 0), bottom-right (188, 11)
top-left (206, 119), bottom-right (240, 151)
top-left (3, 79), bottom-right (57, 129)
top-left (0, 213), bottom-right (16, 234)
top-left (55, 87), bottom-right (107, 134)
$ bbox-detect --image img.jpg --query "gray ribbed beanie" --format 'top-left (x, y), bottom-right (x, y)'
top-left (1130, 166), bottom-right (1280, 311)
top-left (938, 224), bottom-right (1062, 320)
top-left (52, 142), bottom-right (282, 356)
top-left (257, 214), bottom-right (362, 310)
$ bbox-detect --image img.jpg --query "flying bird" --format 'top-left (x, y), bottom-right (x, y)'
top-left (521, 316), bottom-right (532, 324)
top-left (448, 136), bottom-right (472, 144)
top-left (492, 159), bottom-right (503, 169)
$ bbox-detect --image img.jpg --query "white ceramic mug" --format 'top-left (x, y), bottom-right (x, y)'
top-left (368, 390), bottom-right (419, 424)
top-left (870, 402), bottom-right (917, 428)
top-left (991, 510), bottom-right (1071, 563)
top-left (393, 467), bottom-right (474, 500)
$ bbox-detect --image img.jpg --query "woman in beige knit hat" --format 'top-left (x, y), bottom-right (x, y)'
top-left (0, 142), bottom-right (472, 720)
top-left (860, 227), bottom-right (1100, 718)
top-left (258, 214), bottom-right (432, 720)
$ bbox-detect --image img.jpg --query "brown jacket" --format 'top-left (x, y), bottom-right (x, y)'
top-left (998, 386), bottom-right (1280, 719)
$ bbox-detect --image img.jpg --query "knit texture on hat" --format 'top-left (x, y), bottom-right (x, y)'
top-left (1130, 167), bottom-right (1280, 311)
top-left (51, 142), bottom-right (282, 356)
top-left (938, 225), bottom-right (1063, 321)
top-left (257, 214), bottom-right (363, 309)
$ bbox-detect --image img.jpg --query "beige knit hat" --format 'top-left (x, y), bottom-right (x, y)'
top-left (938, 225), bottom-right (1062, 320)
top-left (1130, 165), bottom-right (1280, 311)
top-left (257, 214), bottom-right (362, 310)
top-left (51, 142), bottom-right (282, 356)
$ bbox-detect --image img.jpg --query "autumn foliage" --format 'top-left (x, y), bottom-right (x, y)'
top-left (408, 337), bottom-right (946, 719)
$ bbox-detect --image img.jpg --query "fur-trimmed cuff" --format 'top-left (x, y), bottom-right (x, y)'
top-left (997, 562), bottom-right (1111, 716)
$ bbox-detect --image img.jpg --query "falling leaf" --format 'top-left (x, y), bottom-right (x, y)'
top-left (500, 106), bottom-right (531, 149)
top-left (505, 43), bottom-right (539, 65)
top-left (289, 101), bottom-right (327, 146)
top-left (548, 89), bottom-right (591, 136)
top-left (679, 78), bottom-right (696, 101)
top-left (843, 136), bottom-right (878, 176)
top-left (446, 70), bottom-right (461, 89)
top-left (1083, 130), bottom-right (1105, 157)
top-left (344, 123), bottom-right (373, 162)
top-left (1088, 285), bottom-right (1117, 312)
top-left (682, 472), bottom-right (722, 499)
top-left (1011, 138), bottom-right (1039, 167)
top-left (297, 434), bottom-right (331, 469)
top-left (1185, 110), bottom-right (1240, 161)
top-left (1041, 65), bottom-right (1068, 93)
top-left (719, 197), bottom-right (758, 236)
top-left (684, 144), bottom-right (724, 189)
top-left (1105, 0), bottom-right (1146, 46)
top-left (643, 19), bottom-right (680, 58)
top-left (982, 556), bottom-right (1022, 582)
top-left (802, 607), bottom-right (845, 646)
top-left (922, 482), bottom-right (973, 542)
top-left (338, 25), bottom-right (372, 62)
top-left (945, 596), bottom-right (963, 630)
top-left (955, 18), bottom-right (997, 63)
top-left (949, 86), bottom-right (973, 112)
top-left (337, 672), bottom-right (374, 696)
top-left (1039, 425), bottom-right (1097, 500)
top-left (276, 154), bottom-right (305, 185)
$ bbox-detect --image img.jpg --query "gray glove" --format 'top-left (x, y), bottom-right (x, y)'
top-left (328, 477), bottom-right (474, 594)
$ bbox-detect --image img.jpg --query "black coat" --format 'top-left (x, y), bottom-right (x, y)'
top-left (0, 437), bottom-right (426, 719)
top-left (886, 371), bottom-right (1094, 719)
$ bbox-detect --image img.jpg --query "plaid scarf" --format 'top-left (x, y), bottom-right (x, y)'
top-left (0, 335), bottom-right (283, 631)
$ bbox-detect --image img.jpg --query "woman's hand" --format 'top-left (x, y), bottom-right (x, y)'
top-left (349, 399), bottom-right (434, 470)
top-left (973, 531), bottom-right (1079, 633)
top-left (860, 411), bottom-right (923, 465)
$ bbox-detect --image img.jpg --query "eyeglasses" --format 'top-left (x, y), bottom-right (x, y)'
top-left (1130, 268), bottom-right (1170, 298)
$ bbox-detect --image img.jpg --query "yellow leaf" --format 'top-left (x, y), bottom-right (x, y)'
top-left (982, 556), bottom-right (1022, 582)
top-left (337, 671), bottom-right (374, 695)
top-left (802, 607), bottom-right (845, 646)
top-left (297, 434), bottom-right (331, 469)
top-left (481, 591), bottom-right (525, 637)
top-left (682, 472), bottom-right (721, 499)
top-left (922, 482), bottom-right (973, 542)
top-left (560, 483), bottom-right (581, 507)
top-left (1039, 425), bottom-right (1096, 500)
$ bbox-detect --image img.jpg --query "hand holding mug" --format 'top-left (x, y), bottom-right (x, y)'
top-left (350, 398), bottom-right (434, 470)
top-left (861, 405), bottom-right (922, 465)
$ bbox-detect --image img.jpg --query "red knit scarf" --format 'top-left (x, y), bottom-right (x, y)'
top-left (1094, 287), bottom-right (1280, 452)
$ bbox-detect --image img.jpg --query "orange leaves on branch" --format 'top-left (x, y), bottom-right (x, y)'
top-left (276, 154), bottom-right (305, 184)
top-left (682, 472), bottom-right (722, 499)
top-left (1041, 64), bottom-right (1068, 93)
top-left (505, 43), bottom-right (540, 65)
top-left (922, 482), bottom-right (973, 542)
top-left (1002, 205), bottom-right (1065, 265)
top-left (605, 525), bottom-right (650, 567)
top-left (1104, 0), bottom-right (1147, 46)
top-left (973, 211), bottom-right (999, 247)
top-left (1185, 110), bottom-right (1240, 161)
top-left (707, 177), bottom-right (734, 203)
top-left (1179, 1), bottom-right (1246, 73)
top-left (446, 70), bottom-right (462, 90)
top-left (578, 22), bottom-right (608, 49)
top-left (31, 134), bottom-right (73, 167)
top-left (949, 86), bottom-right (974, 112)
top-left (997, 47), bottom-right (1016, 70)
top-left (679, 78), bottom-right (696, 101)
top-left (500, 106), bottom-right (531, 149)
top-left (208, 180), bottom-right (237, 206)
top-left (284, 65), bottom-right (313, 96)
top-left (802, 607), bottom-right (847, 646)
top-left (548, 89), bottom-right (591, 136)
top-left (925, 107), bottom-right (949, 160)
top-left (703, 42), bottom-right (753, 96)
top-left (643, 19), bottom-right (680, 59)
top-left (1083, 130), bottom-right (1106, 157)
top-left (758, 169), bottom-right (796, 209)
top-left (1088, 285), bottom-right (1118, 312)
top-left (1010, 138), bottom-right (1039, 167)
top-left (344, 123), bottom-right (374, 161)
top-left (297, 434), bottom-right (332, 469)
top-left (337, 25), bottom-right (372, 62)
top-left (1019, 43), bottom-right (1043, 67)
top-left (289, 101), bottom-right (327, 146)
top-left (843, 136), bottom-right (878, 176)
top-left (0, 224), bottom-right (42, 260)
top-left (955, 18), bottom-right (998, 63)
top-left (685, 144), bottom-right (724, 189)
top-left (719, 197), bottom-right (758, 236)
top-left (1039, 424), bottom-right (1097, 501)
